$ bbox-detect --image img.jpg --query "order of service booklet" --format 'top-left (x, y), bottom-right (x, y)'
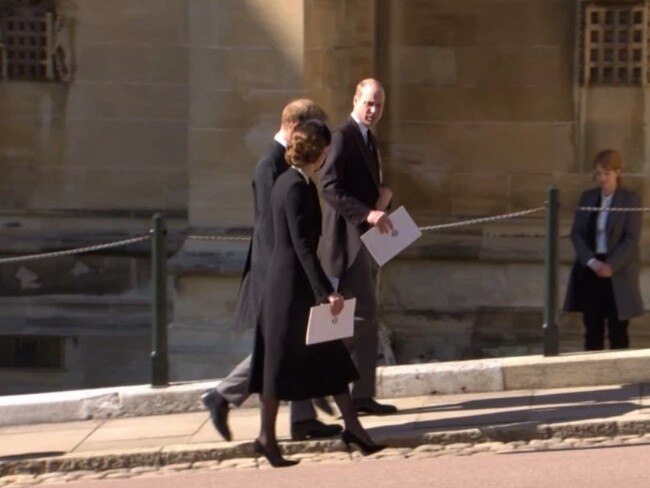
top-left (360, 206), bottom-right (422, 266)
top-left (305, 298), bottom-right (356, 345)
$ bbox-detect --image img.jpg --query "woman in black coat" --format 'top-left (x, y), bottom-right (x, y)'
top-left (249, 120), bottom-right (385, 467)
top-left (563, 149), bottom-right (644, 350)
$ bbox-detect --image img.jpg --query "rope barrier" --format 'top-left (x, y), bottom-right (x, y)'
top-left (186, 206), bottom-right (548, 240)
top-left (0, 234), bottom-right (151, 265)
top-left (0, 206), bottom-right (550, 265)
top-left (418, 206), bottom-right (546, 232)
top-left (578, 206), bottom-right (650, 212)
top-left (187, 235), bottom-right (251, 242)
top-left (7, 203), bottom-right (647, 265)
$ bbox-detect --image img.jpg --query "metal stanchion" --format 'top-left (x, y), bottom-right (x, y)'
top-left (543, 186), bottom-right (559, 356)
top-left (151, 212), bottom-right (169, 386)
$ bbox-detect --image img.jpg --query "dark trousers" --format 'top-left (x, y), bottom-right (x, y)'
top-left (580, 268), bottom-right (629, 351)
top-left (338, 247), bottom-right (379, 400)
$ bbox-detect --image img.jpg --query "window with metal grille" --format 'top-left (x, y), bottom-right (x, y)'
top-left (0, 335), bottom-right (65, 368)
top-left (581, 1), bottom-right (648, 86)
top-left (0, 0), bottom-right (72, 82)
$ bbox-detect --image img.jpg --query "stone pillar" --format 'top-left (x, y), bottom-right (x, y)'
top-left (169, 0), bottom-right (307, 381)
top-left (304, 0), bottom-right (379, 123)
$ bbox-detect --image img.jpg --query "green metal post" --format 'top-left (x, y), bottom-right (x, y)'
top-left (151, 212), bottom-right (169, 386)
top-left (543, 186), bottom-right (559, 356)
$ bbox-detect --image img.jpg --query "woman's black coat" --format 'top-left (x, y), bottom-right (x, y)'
top-left (249, 169), bottom-right (358, 400)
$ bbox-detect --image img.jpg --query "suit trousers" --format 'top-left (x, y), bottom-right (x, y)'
top-left (580, 269), bottom-right (629, 351)
top-left (339, 246), bottom-right (379, 400)
top-left (215, 354), bottom-right (317, 423)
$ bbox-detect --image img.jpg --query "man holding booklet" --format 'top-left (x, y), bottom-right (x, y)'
top-left (319, 78), bottom-right (398, 416)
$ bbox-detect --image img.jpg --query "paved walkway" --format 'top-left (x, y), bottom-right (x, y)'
top-left (2, 382), bottom-right (650, 482)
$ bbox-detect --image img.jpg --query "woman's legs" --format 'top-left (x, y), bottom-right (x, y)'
top-left (255, 397), bottom-right (299, 467)
top-left (332, 392), bottom-right (373, 444)
top-left (258, 397), bottom-right (280, 450)
top-left (581, 271), bottom-right (606, 351)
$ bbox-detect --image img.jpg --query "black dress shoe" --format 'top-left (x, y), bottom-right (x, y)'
top-left (290, 418), bottom-right (343, 441)
top-left (352, 398), bottom-right (398, 416)
top-left (201, 390), bottom-right (232, 441)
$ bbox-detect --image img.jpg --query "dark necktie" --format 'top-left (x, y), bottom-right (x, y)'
top-left (366, 129), bottom-right (382, 184)
top-left (366, 130), bottom-right (374, 152)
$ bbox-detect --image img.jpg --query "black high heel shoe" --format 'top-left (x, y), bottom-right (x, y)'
top-left (341, 430), bottom-right (387, 456)
top-left (253, 439), bottom-right (300, 468)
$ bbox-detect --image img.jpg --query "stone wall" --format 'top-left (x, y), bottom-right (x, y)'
top-left (168, 0), bottom-right (309, 380)
top-left (0, 0), bottom-right (189, 393)
top-left (0, 0), bottom-right (188, 212)
top-left (3, 0), bottom-right (650, 393)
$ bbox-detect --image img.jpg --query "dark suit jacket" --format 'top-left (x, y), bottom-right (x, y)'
top-left (563, 186), bottom-right (644, 320)
top-left (319, 117), bottom-right (381, 278)
top-left (233, 140), bottom-right (287, 330)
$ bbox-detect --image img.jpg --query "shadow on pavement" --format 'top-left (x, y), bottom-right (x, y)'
top-left (367, 386), bottom-right (643, 439)
top-left (0, 451), bottom-right (65, 462)
top-left (393, 385), bottom-right (642, 415)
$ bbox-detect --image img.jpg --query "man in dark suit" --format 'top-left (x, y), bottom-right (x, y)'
top-left (201, 99), bottom-right (341, 441)
top-left (319, 79), bottom-right (397, 415)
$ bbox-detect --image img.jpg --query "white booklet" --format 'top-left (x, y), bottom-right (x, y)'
top-left (360, 206), bottom-right (422, 266)
top-left (305, 298), bottom-right (356, 345)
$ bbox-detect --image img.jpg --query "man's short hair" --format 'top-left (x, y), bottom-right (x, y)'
top-left (354, 78), bottom-right (384, 99)
top-left (281, 98), bottom-right (327, 126)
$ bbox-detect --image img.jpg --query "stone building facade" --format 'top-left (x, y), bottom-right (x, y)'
top-left (1, 0), bottom-right (649, 394)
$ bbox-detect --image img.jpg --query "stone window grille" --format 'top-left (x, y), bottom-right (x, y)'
top-left (0, 42), bottom-right (7, 78)
top-left (0, 12), bottom-right (54, 80)
top-left (0, 1), bottom-right (72, 82)
top-left (581, 2), bottom-right (648, 86)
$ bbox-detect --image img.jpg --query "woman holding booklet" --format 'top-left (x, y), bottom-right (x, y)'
top-left (249, 119), bottom-right (386, 468)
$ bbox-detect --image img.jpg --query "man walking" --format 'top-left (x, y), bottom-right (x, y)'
top-left (319, 79), bottom-right (397, 415)
top-left (201, 99), bottom-right (341, 441)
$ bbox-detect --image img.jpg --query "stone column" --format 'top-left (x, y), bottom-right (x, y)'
top-left (304, 0), bottom-right (379, 123)
top-left (169, 0), bottom-right (307, 381)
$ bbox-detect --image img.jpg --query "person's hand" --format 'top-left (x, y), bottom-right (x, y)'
top-left (596, 263), bottom-right (613, 278)
top-left (367, 210), bottom-right (393, 234)
top-left (589, 259), bottom-right (605, 273)
top-left (375, 186), bottom-right (393, 211)
top-left (328, 292), bottom-right (345, 316)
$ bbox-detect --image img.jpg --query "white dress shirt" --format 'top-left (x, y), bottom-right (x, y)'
top-left (595, 193), bottom-right (613, 254)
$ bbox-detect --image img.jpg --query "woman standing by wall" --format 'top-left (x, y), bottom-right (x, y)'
top-left (564, 149), bottom-right (644, 350)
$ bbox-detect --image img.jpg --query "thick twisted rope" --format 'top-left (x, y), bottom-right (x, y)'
top-left (577, 206), bottom-right (650, 212)
top-left (418, 207), bottom-right (546, 232)
top-left (0, 206), bottom-right (555, 265)
top-left (187, 235), bottom-right (251, 242)
top-left (0, 235), bottom-right (150, 265)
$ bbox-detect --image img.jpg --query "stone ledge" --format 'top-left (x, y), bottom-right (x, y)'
top-left (377, 360), bottom-right (504, 396)
top-left (499, 349), bottom-right (650, 390)
top-left (2, 349), bottom-right (650, 427)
